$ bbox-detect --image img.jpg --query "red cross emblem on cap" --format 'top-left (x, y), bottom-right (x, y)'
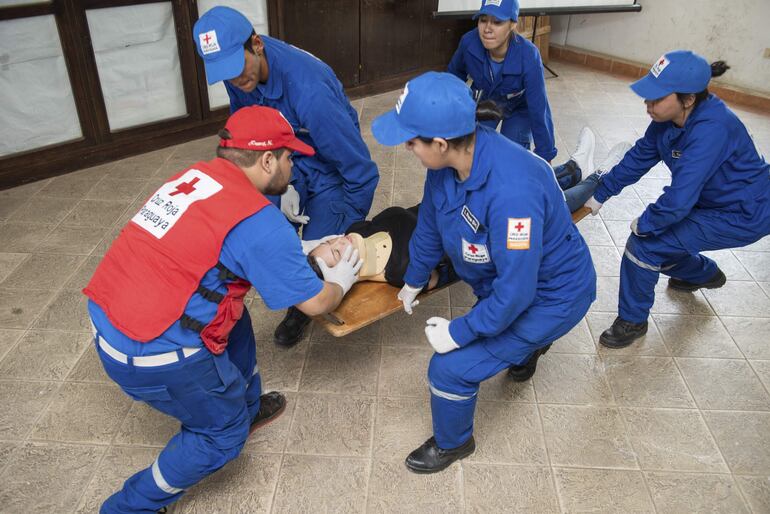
top-left (202, 33), bottom-right (212, 45)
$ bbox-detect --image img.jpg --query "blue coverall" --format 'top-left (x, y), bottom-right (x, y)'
top-left (448, 29), bottom-right (557, 162)
top-left (226, 36), bottom-right (379, 238)
top-left (92, 206), bottom-right (322, 513)
top-left (593, 94), bottom-right (770, 323)
top-left (404, 126), bottom-right (595, 449)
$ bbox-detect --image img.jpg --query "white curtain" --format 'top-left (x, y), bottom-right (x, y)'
top-left (0, 15), bottom-right (81, 156)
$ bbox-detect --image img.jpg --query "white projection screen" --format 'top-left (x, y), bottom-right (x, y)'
top-left (437, 0), bottom-right (639, 15)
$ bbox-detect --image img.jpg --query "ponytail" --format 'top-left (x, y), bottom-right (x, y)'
top-left (710, 60), bottom-right (730, 78)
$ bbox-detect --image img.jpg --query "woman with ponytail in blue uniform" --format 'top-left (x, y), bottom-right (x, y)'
top-left (448, 0), bottom-right (557, 162)
top-left (583, 50), bottom-right (770, 348)
top-left (372, 72), bottom-right (595, 473)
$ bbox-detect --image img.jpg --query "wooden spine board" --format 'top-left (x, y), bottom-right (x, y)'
top-left (315, 205), bottom-right (591, 337)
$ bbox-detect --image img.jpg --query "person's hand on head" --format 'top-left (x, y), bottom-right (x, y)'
top-left (317, 245), bottom-right (362, 296)
top-left (397, 283), bottom-right (423, 314)
top-left (280, 185), bottom-right (310, 225)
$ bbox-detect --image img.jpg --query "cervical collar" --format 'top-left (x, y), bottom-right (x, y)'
top-left (348, 231), bottom-right (392, 277)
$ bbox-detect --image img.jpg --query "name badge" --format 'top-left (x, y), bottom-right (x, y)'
top-left (462, 205), bottom-right (480, 233)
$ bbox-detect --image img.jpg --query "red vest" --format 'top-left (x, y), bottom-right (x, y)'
top-left (84, 158), bottom-right (270, 354)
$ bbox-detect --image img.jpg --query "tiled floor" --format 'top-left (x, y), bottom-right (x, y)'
top-left (1, 61), bottom-right (770, 513)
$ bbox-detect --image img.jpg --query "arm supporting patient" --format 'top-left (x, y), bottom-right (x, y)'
top-left (295, 282), bottom-right (345, 317)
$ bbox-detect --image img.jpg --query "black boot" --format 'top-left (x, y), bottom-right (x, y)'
top-left (405, 436), bottom-right (475, 474)
top-left (508, 344), bottom-right (552, 382)
top-left (249, 391), bottom-right (287, 435)
top-left (668, 268), bottom-right (726, 292)
top-left (274, 306), bottom-right (311, 347)
top-left (599, 317), bottom-right (648, 349)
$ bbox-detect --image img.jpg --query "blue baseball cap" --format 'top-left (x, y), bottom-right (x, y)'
top-left (631, 50), bottom-right (711, 100)
top-left (474, 0), bottom-right (519, 22)
top-left (193, 6), bottom-right (254, 85)
top-left (371, 72), bottom-right (477, 146)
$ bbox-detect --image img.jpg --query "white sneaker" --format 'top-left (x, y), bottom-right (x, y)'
top-left (596, 141), bottom-right (633, 177)
top-left (571, 127), bottom-right (595, 176)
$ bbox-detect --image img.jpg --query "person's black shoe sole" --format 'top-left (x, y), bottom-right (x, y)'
top-left (668, 269), bottom-right (726, 292)
top-left (508, 344), bottom-right (552, 382)
top-left (249, 392), bottom-right (287, 435)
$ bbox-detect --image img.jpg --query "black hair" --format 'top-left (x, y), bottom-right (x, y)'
top-left (307, 255), bottom-right (324, 280)
top-left (243, 30), bottom-right (257, 54)
top-left (676, 60), bottom-right (730, 110)
top-left (215, 128), bottom-right (286, 167)
top-left (416, 100), bottom-right (503, 150)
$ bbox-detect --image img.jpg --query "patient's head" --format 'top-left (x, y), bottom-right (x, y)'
top-left (309, 235), bottom-right (354, 267)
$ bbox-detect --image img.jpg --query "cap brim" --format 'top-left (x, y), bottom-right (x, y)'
top-left (284, 138), bottom-right (315, 156)
top-left (630, 74), bottom-right (672, 101)
top-left (203, 49), bottom-right (245, 85)
top-left (371, 110), bottom-right (418, 146)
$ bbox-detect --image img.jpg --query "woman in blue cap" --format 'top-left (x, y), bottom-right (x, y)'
top-left (583, 50), bottom-right (770, 348)
top-left (448, 0), bottom-right (557, 162)
top-left (372, 71), bottom-right (596, 473)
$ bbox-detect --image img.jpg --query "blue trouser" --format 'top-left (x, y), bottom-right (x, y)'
top-left (97, 311), bottom-right (261, 514)
top-left (619, 209), bottom-right (770, 323)
top-left (428, 293), bottom-right (594, 449)
top-left (481, 114), bottom-right (531, 150)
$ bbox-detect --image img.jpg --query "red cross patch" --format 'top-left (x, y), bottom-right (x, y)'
top-left (507, 218), bottom-right (531, 250)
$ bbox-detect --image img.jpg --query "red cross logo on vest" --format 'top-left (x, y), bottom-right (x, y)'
top-left (468, 244), bottom-right (478, 254)
top-left (514, 222), bottom-right (525, 232)
top-left (170, 177), bottom-right (200, 196)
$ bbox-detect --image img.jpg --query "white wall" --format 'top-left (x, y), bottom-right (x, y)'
top-left (550, 0), bottom-right (770, 94)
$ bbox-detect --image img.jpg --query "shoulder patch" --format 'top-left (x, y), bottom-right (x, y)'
top-left (507, 217), bottom-right (531, 250)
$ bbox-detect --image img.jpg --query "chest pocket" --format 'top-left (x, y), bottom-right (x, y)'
top-left (495, 75), bottom-right (526, 117)
top-left (456, 220), bottom-right (494, 268)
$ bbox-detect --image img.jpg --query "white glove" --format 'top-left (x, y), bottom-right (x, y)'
top-left (301, 234), bottom-right (343, 255)
top-left (424, 317), bottom-right (460, 354)
top-left (317, 245), bottom-right (362, 296)
top-left (397, 283), bottom-right (423, 315)
top-left (280, 185), bottom-right (309, 225)
top-left (630, 217), bottom-right (647, 237)
top-left (584, 196), bottom-right (603, 216)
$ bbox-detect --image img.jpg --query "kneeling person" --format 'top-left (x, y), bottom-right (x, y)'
top-left (83, 106), bottom-right (360, 513)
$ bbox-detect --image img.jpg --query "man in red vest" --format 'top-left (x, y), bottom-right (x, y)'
top-left (83, 106), bottom-right (361, 514)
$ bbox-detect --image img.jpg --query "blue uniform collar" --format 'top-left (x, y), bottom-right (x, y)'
top-left (461, 127), bottom-right (494, 192)
top-left (255, 35), bottom-right (283, 100)
top-left (466, 29), bottom-right (524, 76)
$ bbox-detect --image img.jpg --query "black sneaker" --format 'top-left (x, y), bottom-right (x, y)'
top-left (274, 306), bottom-right (311, 347)
top-left (405, 436), bottom-right (476, 474)
top-left (249, 392), bottom-right (287, 435)
top-left (668, 268), bottom-right (726, 292)
top-left (508, 344), bottom-right (552, 382)
top-left (599, 317), bottom-right (648, 349)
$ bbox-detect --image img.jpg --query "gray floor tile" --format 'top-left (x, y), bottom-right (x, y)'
top-left (0, 328), bottom-right (24, 362)
top-left (0, 222), bottom-right (55, 252)
top-left (677, 357), bottom-right (770, 411)
top-left (603, 356), bottom-right (695, 408)
top-left (654, 314), bottom-right (743, 358)
top-left (0, 330), bottom-right (89, 380)
top-left (703, 282), bottom-right (770, 317)
top-left (0, 253), bottom-right (84, 290)
top-left (735, 475), bottom-right (770, 514)
top-left (367, 460), bottom-right (462, 514)
top-left (541, 405), bottom-right (637, 468)
top-left (469, 401), bottom-right (547, 465)
top-left (299, 342), bottom-right (380, 395)
top-left (704, 411), bottom-right (770, 474)
top-left (722, 317), bottom-right (770, 359)
top-left (287, 393), bottom-right (374, 457)
top-left (621, 408), bottom-right (727, 472)
top-left (378, 345), bottom-right (431, 398)
top-left (533, 353), bottom-right (614, 405)
top-left (463, 464), bottom-right (560, 513)
top-left (645, 472), bottom-right (749, 514)
top-left (272, 454), bottom-right (367, 513)
top-left (554, 467), bottom-right (655, 513)
top-left (0, 288), bottom-right (54, 329)
top-left (0, 442), bottom-right (105, 514)
top-left (0, 380), bottom-right (60, 440)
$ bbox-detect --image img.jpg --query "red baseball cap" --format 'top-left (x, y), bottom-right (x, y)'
top-left (219, 106), bottom-right (315, 156)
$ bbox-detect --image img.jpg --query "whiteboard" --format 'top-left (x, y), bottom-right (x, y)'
top-left (437, 0), bottom-right (639, 15)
